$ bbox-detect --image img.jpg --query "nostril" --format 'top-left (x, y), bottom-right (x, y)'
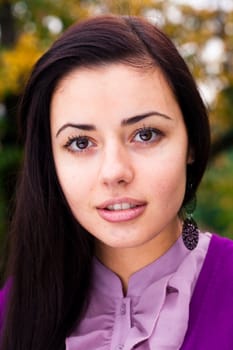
top-left (118, 179), bottom-right (127, 184)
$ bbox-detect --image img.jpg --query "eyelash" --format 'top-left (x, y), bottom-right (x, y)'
top-left (63, 126), bottom-right (163, 153)
top-left (64, 135), bottom-right (94, 153)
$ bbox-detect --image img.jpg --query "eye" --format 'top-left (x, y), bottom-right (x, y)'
top-left (64, 135), bottom-right (95, 152)
top-left (133, 127), bottom-right (162, 143)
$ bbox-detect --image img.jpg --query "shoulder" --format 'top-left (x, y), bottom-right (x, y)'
top-left (182, 234), bottom-right (233, 349)
top-left (194, 233), bottom-right (233, 293)
top-left (206, 233), bottom-right (233, 272)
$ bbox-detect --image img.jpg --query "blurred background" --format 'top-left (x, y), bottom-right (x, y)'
top-left (0, 0), bottom-right (233, 268)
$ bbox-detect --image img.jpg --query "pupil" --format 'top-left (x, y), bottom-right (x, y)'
top-left (77, 138), bottom-right (88, 149)
top-left (140, 130), bottom-right (152, 141)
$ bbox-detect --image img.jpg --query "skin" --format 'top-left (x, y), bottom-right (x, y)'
top-left (50, 63), bottom-right (192, 291)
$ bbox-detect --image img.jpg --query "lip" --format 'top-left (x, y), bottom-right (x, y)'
top-left (96, 197), bottom-right (147, 223)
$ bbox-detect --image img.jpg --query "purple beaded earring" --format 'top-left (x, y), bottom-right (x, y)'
top-left (182, 186), bottom-right (199, 251)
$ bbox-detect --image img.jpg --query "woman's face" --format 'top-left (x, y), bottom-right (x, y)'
top-left (51, 63), bottom-right (191, 250)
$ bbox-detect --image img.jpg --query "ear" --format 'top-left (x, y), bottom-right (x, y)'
top-left (187, 146), bottom-right (195, 164)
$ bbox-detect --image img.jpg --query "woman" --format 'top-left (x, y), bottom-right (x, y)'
top-left (1, 14), bottom-right (233, 350)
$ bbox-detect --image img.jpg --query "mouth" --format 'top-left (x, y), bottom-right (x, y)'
top-left (97, 199), bottom-right (146, 222)
top-left (105, 202), bottom-right (138, 211)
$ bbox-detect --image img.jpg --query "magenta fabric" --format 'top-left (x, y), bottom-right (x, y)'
top-left (0, 278), bottom-right (10, 337)
top-left (180, 233), bottom-right (233, 350)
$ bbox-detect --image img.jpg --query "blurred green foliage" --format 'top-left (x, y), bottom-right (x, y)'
top-left (197, 150), bottom-right (233, 239)
top-left (0, 0), bottom-right (233, 264)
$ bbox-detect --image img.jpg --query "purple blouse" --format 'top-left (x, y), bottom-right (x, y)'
top-left (66, 233), bottom-right (211, 350)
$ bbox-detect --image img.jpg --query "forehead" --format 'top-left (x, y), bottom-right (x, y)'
top-left (51, 63), bottom-right (182, 126)
top-left (54, 63), bottom-right (170, 95)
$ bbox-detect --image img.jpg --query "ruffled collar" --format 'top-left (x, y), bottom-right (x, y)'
top-left (92, 234), bottom-right (190, 297)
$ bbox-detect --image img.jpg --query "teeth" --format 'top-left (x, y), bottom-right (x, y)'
top-left (106, 203), bottom-right (137, 211)
top-left (112, 203), bottom-right (121, 210)
top-left (122, 203), bottom-right (131, 210)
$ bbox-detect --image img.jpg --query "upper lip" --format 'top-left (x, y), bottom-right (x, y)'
top-left (97, 197), bottom-right (146, 209)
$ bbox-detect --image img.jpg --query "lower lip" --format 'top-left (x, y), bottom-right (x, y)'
top-left (97, 205), bottom-right (146, 223)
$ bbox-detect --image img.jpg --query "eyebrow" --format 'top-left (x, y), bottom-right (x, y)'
top-left (55, 111), bottom-right (172, 137)
top-left (121, 111), bottom-right (172, 126)
top-left (56, 123), bottom-right (95, 137)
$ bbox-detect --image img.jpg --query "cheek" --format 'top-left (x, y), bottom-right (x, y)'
top-left (144, 153), bottom-right (187, 205)
top-left (55, 162), bottom-right (93, 209)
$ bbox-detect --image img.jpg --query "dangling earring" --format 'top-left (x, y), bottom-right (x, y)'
top-left (182, 190), bottom-right (199, 251)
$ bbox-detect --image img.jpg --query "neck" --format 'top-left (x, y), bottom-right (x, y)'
top-left (95, 219), bottom-right (182, 294)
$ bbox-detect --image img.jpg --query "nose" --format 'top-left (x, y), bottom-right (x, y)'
top-left (99, 143), bottom-right (134, 188)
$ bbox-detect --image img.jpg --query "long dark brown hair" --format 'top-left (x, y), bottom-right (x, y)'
top-left (0, 14), bottom-right (210, 350)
